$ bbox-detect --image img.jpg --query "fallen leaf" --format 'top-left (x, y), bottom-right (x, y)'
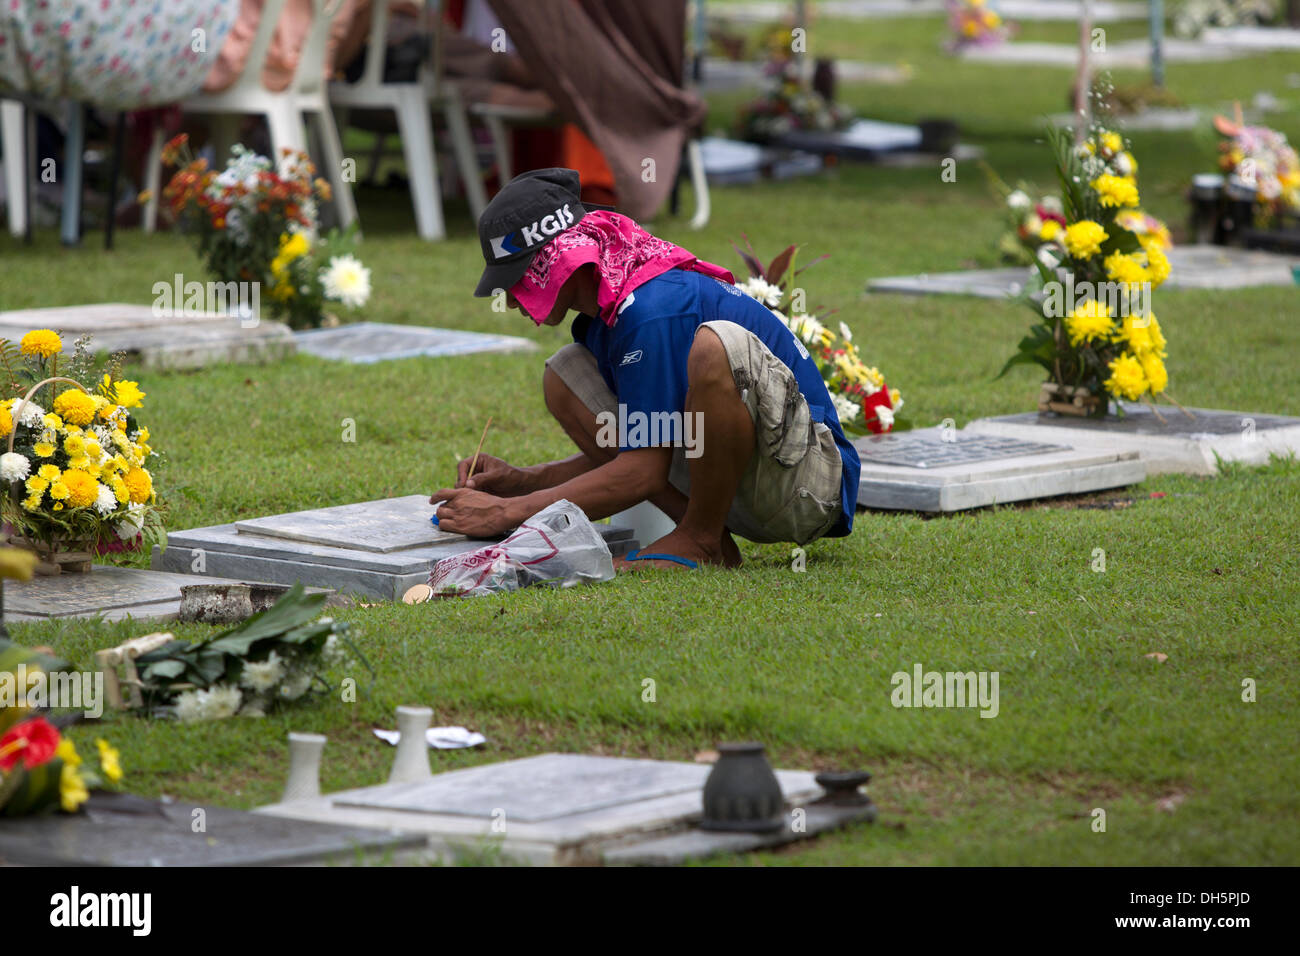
top-left (694, 750), bottom-right (719, 764)
top-left (1144, 652), bottom-right (1168, 663)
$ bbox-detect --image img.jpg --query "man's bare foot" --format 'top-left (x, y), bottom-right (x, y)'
top-left (616, 528), bottom-right (742, 571)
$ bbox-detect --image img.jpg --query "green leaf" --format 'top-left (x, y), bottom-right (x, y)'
top-left (204, 583), bottom-right (326, 656)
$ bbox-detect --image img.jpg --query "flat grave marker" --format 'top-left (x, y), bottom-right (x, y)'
top-left (293, 322), bottom-right (536, 364)
top-left (854, 426), bottom-right (1144, 511)
top-left (968, 404), bottom-right (1300, 475)
top-left (0, 303), bottom-right (295, 369)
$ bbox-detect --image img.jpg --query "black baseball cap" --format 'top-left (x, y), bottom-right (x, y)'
top-left (473, 168), bottom-right (610, 297)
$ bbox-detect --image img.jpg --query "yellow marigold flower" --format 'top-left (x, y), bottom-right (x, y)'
top-left (42, 413), bottom-right (62, 430)
top-left (1105, 353), bottom-right (1149, 401)
top-left (33, 442), bottom-right (54, 458)
top-left (1104, 251), bottom-right (1148, 288)
top-left (26, 475), bottom-right (49, 494)
top-left (60, 762), bottom-right (89, 813)
top-left (37, 464), bottom-right (60, 482)
top-left (62, 469), bottom-right (98, 508)
top-left (112, 380), bottom-right (145, 409)
top-left (0, 546), bottom-right (38, 581)
top-left (20, 329), bottom-right (62, 358)
top-left (1100, 130), bottom-right (1123, 155)
top-left (48, 480), bottom-right (70, 501)
top-left (1145, 246), bottom-right (1171, 287)
top-left (1091, 174), bottom-right (1140, 209)
top-left (1116, 313), bottom-right (1155, 354)
top-left (84, 438), bottom-right (102, 458)
top-left (136, 426), bottom-right (150, 444)
top-left (96, 739), bottom-right (123, 784)
top-left (53, 390), bottom-right (96, 426)
top-left (1065, 300), bottom-right (1113, 346)
top-left (1140, 352), bottom-right (1168, 394)
top-left (1064, 220), bottom-right (1108, 260)
top-left (1146, 313), bottom-right (1167, 355)
top-left (98, 403), bottom-right (120, 422)
top-left (111, 477), bottom-right (129, 504)
top-left (21, 493), bottom-right (43, 511)
top-left (0, 406), bottom-right (10, 438)
top-left (1040, 219), bottom-right (1063, 242)
top-left (67, 456), bottom-right (90, 472)
top-left (123, 466), bottom-right (153, 504)
top-left (63, 433), bottom-right (85, 457)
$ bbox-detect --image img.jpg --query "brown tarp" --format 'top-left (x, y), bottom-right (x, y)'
top-left (484, 0), bottom-right (704, 220)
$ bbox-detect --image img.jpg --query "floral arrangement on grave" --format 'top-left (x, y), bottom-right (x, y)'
top-left (0, 330), bottom-right (164, 573)
top-left (736, 49), bottom-right (854, 142)
top-left (986, 169), bottom-right (1069, 265)
top-left (732, 238), bottom-right (905, 435)
top-left (132, 583), bottom-right (370, 722)
top-left (158, 134), bottom-right (371, 330)
top-left (1173, 0), bottom-right (1277, 38)
top-left (1213, 114), bottom-right (1300, 225)
top-left (946, 0), bottom-right (1012, 52)
top-left (0, 639), bottom-right (125, 817)
top-left (998, 125), bottom-right (1177, 417)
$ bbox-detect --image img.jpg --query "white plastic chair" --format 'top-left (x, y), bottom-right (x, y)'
top-left (328, 0), bottom-right (487, 240)
top-left (1, 97), bottom-right (26, 237)
top-left (143, 0), bottom-right (357, 233)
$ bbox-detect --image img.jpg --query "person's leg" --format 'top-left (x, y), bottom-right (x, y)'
top-left (627, 326), bottom-right (753, 569)
top-left (543, 347), bottom-right (694, 526)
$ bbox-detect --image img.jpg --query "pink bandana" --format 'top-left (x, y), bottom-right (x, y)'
top-left (510, 211), bottom-right (735, 325)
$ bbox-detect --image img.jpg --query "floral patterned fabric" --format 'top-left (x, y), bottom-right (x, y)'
top-left (0, 0), bottom-right (236, 108)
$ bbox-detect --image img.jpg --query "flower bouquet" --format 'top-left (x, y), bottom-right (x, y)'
top-left (1214, 115), bottom-right (1300, 226)
top-left (0, 639), bottom-right (124, 816)
top-left (986, 171), bottom-right (1068, 265)
top-left (946, 0), bottom-right (1012, 52)
top-left (733, 238), bottom-right (904, 435)
top-left (0, 330), bottom-right (163, 573)
top-left (737, 58), bottom-right (854, 143)
top-left (998, 125), bottom-right (1177, 416)
top-left (132, 583), bottom-right (369, 722)
top-left (159, 135), bottom-right (371, 329)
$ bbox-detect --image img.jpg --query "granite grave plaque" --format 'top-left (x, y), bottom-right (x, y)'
top-left (155, 495), bottom-right (638, 600)
top-left (968, 404), bottom-right (1300, 475)
top-left (0, 303), bottom-right (296, 369)
top-left (0, 793), bottom-right (425, 866)
top-left (855, 426), bottom-right (1145, 511)
top-left (258, 752), bottom-right (835, 866)
top-left (293, 322), bottom-right (536, 364)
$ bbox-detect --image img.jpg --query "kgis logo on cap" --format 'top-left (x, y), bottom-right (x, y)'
top-left (490, 204), bottom-right (576, 259)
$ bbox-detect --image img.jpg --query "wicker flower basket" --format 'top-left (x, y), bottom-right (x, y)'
top-left (1037, 382), bottom-right (1103, 418)
top-left (4, 377), bottom-right (97, 575)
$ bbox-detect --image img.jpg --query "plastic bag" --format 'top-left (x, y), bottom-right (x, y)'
top-left (427, 499), bottom-right (615, 598)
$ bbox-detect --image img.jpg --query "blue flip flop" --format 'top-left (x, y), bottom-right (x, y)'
top-left (624, 549), bottom-right (699, 570)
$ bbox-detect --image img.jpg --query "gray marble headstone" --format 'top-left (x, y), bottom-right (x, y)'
top-left (154, 495), bottom-right (637, 600)
top-left (5, 566), bottom-right (284, 622)
top-left (294, 322), bottom-right (536, 364)
top-left (0, 303), bottom-right (296, 370)
top-left (855, 426), bottom-right (1144, 511)
top-left (0, 794), bottom-right (424, 866)
top-left (258, 752), bottom-right (831, 865)
top-left (959, 38), bottom-right (1243, 67)
top-left (968, 404), bottom-right (1300, 475)
top-left (866, 245), bottom-right (1300, 297)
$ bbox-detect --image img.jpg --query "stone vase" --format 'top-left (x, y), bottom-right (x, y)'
top-left (388, 706), bottom-right (433, 784)
top-left (282, 732), bottom-right (327, 802)
top-left (700, 742), bottom-right (785, 833)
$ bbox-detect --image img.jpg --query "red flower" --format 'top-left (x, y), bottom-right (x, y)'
top-left (0, 717), bottom-right (60, 771)
top-left (1036, 205), bottom-right (1066, 226)
top-left (860, 381), bottom-right (895, 435)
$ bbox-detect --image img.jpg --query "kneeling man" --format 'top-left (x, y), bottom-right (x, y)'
top-left (432, 169), bottom-right (860, 569)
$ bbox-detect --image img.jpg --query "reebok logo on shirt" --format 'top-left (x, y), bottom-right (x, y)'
top-left (620, 350), bottom-right (643, 366)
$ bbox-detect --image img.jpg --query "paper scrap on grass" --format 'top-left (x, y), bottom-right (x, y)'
top-left (373, 726), bottom-right (487, 749)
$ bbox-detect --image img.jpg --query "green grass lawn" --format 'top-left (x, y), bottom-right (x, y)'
top-left (1, 15), bottom-right (1298, 865)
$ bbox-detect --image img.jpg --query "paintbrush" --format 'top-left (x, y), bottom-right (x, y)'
top-left (431, 417), bottom-right (493, 527)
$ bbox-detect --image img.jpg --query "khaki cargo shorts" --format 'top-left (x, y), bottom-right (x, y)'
top-left (546, 320), bottom-right (845, 545)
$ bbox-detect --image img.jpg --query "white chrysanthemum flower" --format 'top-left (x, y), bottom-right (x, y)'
top-left (240, 651), bottom-right (287, 692)
top-left (875, 404), bottom-right (896, 429)
top-left (738, 276), bottom-right (783, 307)
top-left (321, 634), bottom-right (349, 669)
top-left (1006, 190), bottom-right (1031, 209)
top-left (17, 402), bottom-right (44, 427)
top-left (1037, 246), bottom-right (1063, 269)
top-left (838, 321), bottom-right (854, 343)
top-left (116, 502), bottom-right (146, 539)
top-left (791, 314), bottom-right (825, 344)
top-left (0, 452), bottom-right (31, 482)
top-left (94, 483), bottom-right (117, 516)
top-left (1040, 195), bottom-right (1063, 214)
top-left (1112, 152), bottom-right (1133, 176)
top-left (831, 392), bottom-right (860, 425)
top-left (205, 684), bottom-right (243, 719)
top-left (279, 669), bottom-right (314, 701)
top-left (174, 689), bottom-right (206, 723)
top-left (321, 254), bottom-right (371, 309)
